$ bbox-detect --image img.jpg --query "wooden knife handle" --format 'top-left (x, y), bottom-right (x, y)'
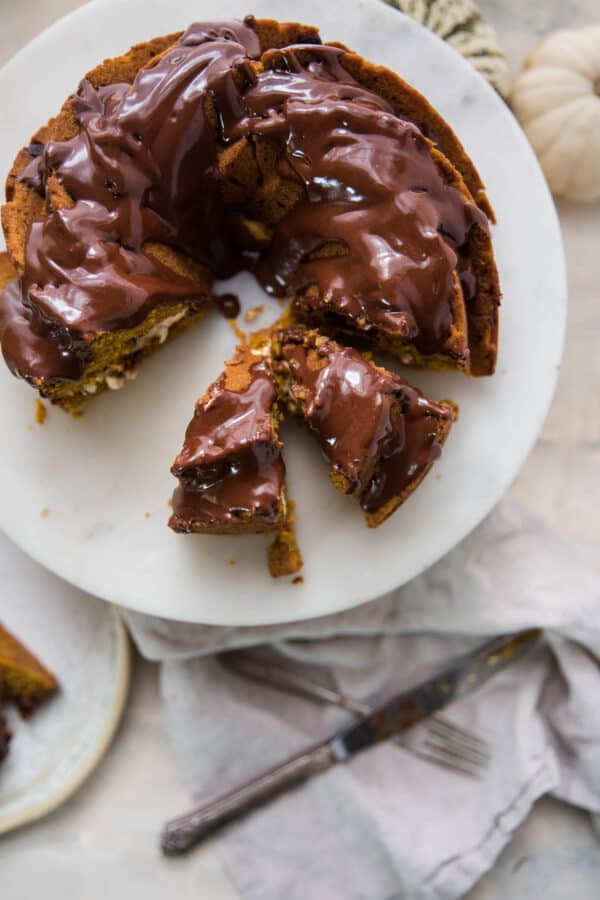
top-left (161, 742), bottom-right (334, 855)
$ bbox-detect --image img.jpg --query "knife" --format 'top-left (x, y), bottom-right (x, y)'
top-left (161, 627), bottom-right (542, 855)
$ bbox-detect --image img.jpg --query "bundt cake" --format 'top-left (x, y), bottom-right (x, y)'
top-left (0, 16), bottom-right (499, 416)
top-left (271, 325), bottom-right (455, 527)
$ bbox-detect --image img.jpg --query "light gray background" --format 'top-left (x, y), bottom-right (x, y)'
top-left (1, 1), bottom-right (599, 897)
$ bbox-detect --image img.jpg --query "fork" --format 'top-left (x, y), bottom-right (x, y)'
top-left (220, 652), bottom-right (490, 778)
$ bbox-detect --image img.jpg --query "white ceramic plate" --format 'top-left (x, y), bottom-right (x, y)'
top-left (0, 530), bottom-right (130, 834)
top-left (0, 0), bottom-right (566, 625)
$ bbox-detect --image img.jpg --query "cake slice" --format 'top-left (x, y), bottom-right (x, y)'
top-left (169, 344), bottom-right (289, 536)
top-left (271, 326), bottom-right (455, 526)
top-left (0, 624), bottom-right (58, 718)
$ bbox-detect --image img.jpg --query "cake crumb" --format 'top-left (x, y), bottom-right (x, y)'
top-left (167, 498), bottom-right (173, 509)
top-left (267, 503), bottom-right (303, 578)
top-left (244, 304), bottom-right (264, 323)
top-left (292, 575), bottom-right (304, 585)
top-left (229, 559), bottom-right (236, 566)
top-left (35, 399), bottom-right (47, 425)
top-left (228, 319), bottom-right (246, 344)
top-left (435, 473), bottom-right (442, 480)
top-left (40, 508), bottom-right (50, 518)
top-left (144, 512), bottom-right (151, 519)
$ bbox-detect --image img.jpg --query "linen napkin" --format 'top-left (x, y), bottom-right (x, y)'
top-left (124, 499), bottom-right (600, 900)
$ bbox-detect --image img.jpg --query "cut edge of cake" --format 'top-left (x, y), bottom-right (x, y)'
top-left (0, 251), bottom-right (211, 415)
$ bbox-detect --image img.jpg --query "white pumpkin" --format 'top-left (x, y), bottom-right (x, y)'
top-left (511, 26), bottom-right (600, 203)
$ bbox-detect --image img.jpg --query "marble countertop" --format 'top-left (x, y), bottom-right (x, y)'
top-left (1, 1), bottom-right (600, 898)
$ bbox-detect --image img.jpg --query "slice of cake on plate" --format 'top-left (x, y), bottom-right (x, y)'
top-left (271, 325), bottom-right (456, 526)
top-left (0, 623), bottom-right (58, 718)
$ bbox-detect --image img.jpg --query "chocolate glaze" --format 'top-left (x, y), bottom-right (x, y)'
top-left (1, 20), bottom-right (260, 381)
top-left (359, 386), bottom-right (448, 514)
top-left (232, 45), bottom-right (487, 354)
top-left (214, 292), bottom-right (241, 319)
top-left (276, 328), bottom-right (398, 493)
top-left (170, 358), bottom-right (285, 529)
top-left (275, 327), bottom-right (452, 513)
top-left (0, 278), bottom-right (80, 380)
top-left (0, 18), bottom-right (486, 384)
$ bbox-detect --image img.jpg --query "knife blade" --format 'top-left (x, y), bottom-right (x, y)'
top-left (328, 628), bottom-right (542, 759)
top-left (161, 627), bottom-right (542, 854)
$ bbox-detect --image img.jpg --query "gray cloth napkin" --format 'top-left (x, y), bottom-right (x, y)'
top-left (124, 500), bottom-right (600, 900)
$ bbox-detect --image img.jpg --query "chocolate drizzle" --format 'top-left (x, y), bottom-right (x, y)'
top-left (274, 327), bottom-right (453, 515)
top-left (0, 18), bottom-right (487, 385)
top-left (359, 387), bottom-right (447, 515)
top-left (1, 20), bottom-right (261, 381)
top-left (214, 292), bottom-right (241, 319)
top-left (0, 278), bottom-right (81, 380)
top-left (170, 357), bottom-right (285, 530)
top-left (232, 46), bottom-right (487, 353)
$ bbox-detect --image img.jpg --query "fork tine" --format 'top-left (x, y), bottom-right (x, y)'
top-left (429, 717), bottom-right (491, 757)
top-left (407, 746), bottom-right (483, 779)
top-left (422, 734), bottom-right (491, 769)
top-left (431, 716), bottom-right (488, 747)
top-left (426, 729), bottom-right (491, 764)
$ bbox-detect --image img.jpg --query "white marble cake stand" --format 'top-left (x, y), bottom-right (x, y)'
top-left (0, 0), bottom-right (566, 625)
